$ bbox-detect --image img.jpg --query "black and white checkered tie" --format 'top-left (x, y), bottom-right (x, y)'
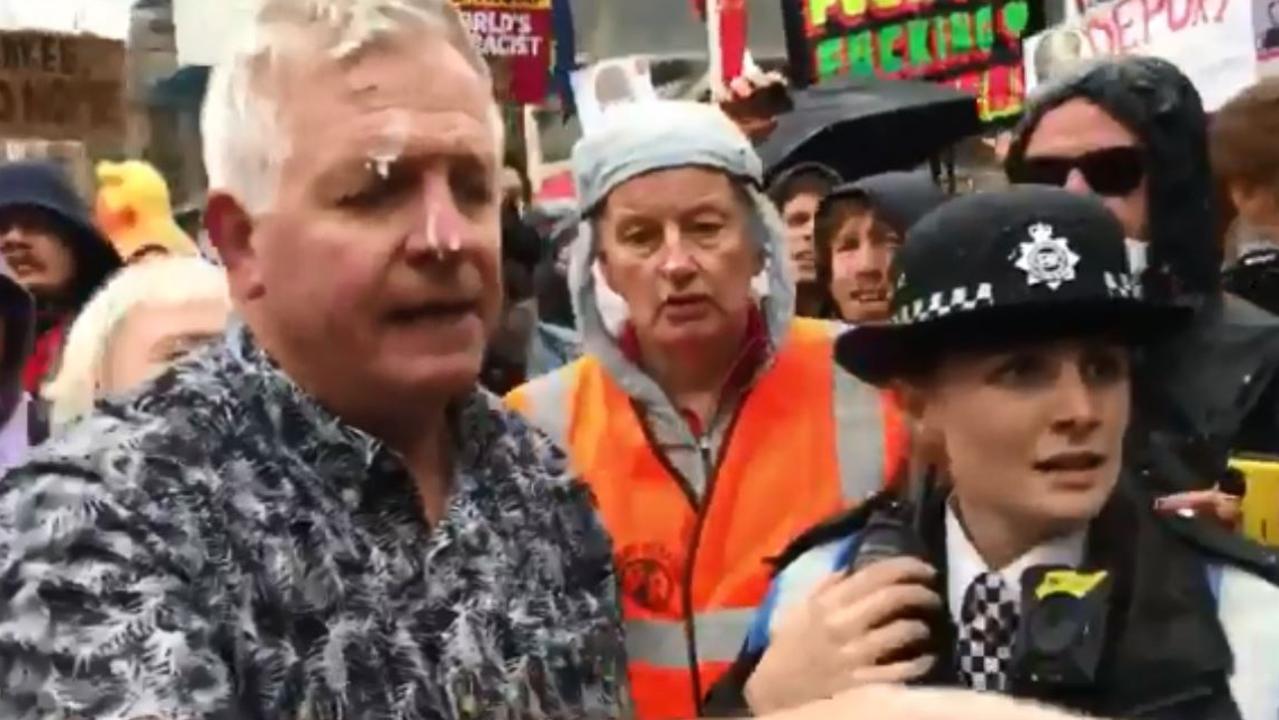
top-left (957, 571), bottom-right (1020, 692)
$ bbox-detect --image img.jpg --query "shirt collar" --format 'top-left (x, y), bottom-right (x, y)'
top-left (616, 305), bottom-right (770, 435)
top-left (944, 502), bottom-right (1087, 625)
top-left (222, 320), bottom-right (499, 511)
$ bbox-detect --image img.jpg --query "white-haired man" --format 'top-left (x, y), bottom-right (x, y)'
top-left (0, 1), bottom-right (628, 718)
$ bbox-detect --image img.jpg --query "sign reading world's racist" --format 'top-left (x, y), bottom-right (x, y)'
top-left (781, 0), bottom-right (1043, 122)
top-left (454, 0), bottom-right (553, 105)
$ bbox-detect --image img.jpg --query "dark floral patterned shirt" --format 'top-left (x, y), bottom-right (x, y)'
top-left (0, 324), bottom-right (629, 719)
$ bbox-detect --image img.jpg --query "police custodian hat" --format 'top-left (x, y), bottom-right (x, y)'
top-left (835, 185), bottom-right (1190, 385)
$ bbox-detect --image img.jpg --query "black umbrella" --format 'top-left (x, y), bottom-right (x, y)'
top-left (758, 76), bottom-right (981, 184)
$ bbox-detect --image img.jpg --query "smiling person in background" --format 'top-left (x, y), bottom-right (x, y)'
top-left (42, 256), bottom-right (231, 430)
top-left (0, 161), bottom-right (122, 394)
top-left (814, 172), bottom-right (947, 324)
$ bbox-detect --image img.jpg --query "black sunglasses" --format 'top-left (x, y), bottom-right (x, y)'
top-left (1007, 146), bottom-right (1145, 197)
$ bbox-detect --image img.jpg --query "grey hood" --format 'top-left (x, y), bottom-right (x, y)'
top-left (566, 101), bottom-right (795, 401)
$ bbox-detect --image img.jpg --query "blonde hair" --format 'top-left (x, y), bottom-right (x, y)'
top-left (43, 257), bottom-right (231, 429)
top-left (201, 0), bottom-right (501, 216)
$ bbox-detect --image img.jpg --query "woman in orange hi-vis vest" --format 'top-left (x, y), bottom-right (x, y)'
top-left (505, 101), bottom-right (911, 719)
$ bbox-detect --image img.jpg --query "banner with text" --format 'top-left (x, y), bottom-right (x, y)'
top-left (781, 0), bottom-right (1041, 122)
top-left (1070, 0), bottom-right (1254, 110)
top-left (0, 31), bottom-right (125, 145)
top-left (454, 0), bottom-right (553, 104)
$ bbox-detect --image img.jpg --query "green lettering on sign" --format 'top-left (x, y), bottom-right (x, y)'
top-left (1000, 0), bottom-right (1030, 40)
top-left (877, 25), bottom-right (903, 73)
top-left (816, 36), bottom-right (844, 78)
top-left (975, 5), bottom-right (994, 52)
top-left (951, 11), bottom-right (973, 54)
top-left (933, 16), bottom-right (950, 61)
top-left (848, 31), bottom-right (876, 75)
top-left (906, 18), bottom-right (932, 68)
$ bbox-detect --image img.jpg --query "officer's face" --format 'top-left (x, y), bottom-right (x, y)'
top-left (908, 338), bottom-right (1130, 542)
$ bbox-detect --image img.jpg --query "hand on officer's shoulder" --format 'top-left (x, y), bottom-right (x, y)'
top-left (745, 557), bottom-right (941, 714)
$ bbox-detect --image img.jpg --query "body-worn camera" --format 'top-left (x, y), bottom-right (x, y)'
top-left (1012, 565), bottom-right (1112, 688)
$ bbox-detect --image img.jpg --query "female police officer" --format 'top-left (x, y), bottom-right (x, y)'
top-left (705, 186), bottom-right (1279, 720)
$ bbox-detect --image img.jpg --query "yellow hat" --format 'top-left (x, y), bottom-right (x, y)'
top-left (95, 160), bottom-right (198, 263)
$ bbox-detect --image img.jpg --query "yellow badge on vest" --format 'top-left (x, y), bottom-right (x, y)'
top-left (1034, 569), bottom-right (1109, 600)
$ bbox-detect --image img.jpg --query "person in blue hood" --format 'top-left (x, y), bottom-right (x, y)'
top-left (1003, 57), bottom-right (1279, 499)
top-left (0, 161), bottom-right (122, 395)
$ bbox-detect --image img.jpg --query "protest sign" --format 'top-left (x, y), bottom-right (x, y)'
top-left (1070, 0), bottom-right (1255, 110)
top-left (454, 0), bottom-right (553, 104)
top-left (1253, 0), bottom-right (1279, 61)
top-left (570, 56), bottom-right (660, 135)
top-left (0, 30), bottom-right (125, 146)
top-left (781, 0), bottom-right (1042, 122)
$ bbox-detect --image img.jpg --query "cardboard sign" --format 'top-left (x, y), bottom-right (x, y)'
top-left (0, 30), bottom-right (125, 144)
top-left (454, 0), bottom-right (553, 104)
top-left (782, 0), bottom-right (1041, 122)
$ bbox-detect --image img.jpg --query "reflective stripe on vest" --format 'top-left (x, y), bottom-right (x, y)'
top-left (624, 608), bottom-right (757, 669)
top-left (505, 317), bottom-right (907, 719)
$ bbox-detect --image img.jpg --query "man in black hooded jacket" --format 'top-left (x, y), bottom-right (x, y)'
top-left (1004, 57), bottom-right (1279, 493)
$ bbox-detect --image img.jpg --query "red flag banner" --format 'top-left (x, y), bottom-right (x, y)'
top-left (454, 0), bottom-right (553, 104)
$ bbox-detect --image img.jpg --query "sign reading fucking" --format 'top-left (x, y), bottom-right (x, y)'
top-left (781, 0), bottom-right (1042, 121)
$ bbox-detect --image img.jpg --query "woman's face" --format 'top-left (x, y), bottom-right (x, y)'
top-left (910, 338), bottom-right (1130, 535)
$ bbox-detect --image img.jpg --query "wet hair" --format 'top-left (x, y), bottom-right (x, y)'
top-left (1007, 57), bottom-right (1220, 297)
top-left (1212, 78), bottom-right (1279, 195)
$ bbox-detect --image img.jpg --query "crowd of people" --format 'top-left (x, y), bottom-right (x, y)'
top-left (0, 0), bottom-right (1277, 719)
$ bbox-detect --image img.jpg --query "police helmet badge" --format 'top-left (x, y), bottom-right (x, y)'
top-left (1014, 223), bottom-right (1081, 290)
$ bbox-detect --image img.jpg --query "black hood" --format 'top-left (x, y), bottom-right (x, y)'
top-left (832, 171), bottom-right (948, 235)
top-left (812, 171), bottom-right (947, 321)
top-left (1007, 57), bottom-right (1220, 299)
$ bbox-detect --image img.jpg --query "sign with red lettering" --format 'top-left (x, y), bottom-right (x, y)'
top-left (781, 0), bottom-right (1044, 123)
top-left (1071, 0), bottom-right (1254, 109)
top-left (454, 0), bottom-right (552, 104)
top-left (0, 30), bottom-right (125, 145)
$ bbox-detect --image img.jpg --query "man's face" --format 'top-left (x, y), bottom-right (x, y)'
top-left (101, 298), bottom-right (229, 394)
top-left (1020, 99), bottom-right (1148, 240)
top-left (828, 201), bottom-right (900, 323)
top-left (0, 206), bottom-right (77, 301)
top-left (912, 339), bottom-right (1130, 538)
top-left (781, 191), bottom-right (820, 283)
top-left (598, 167), bottom-right (761, 351)
top-left (214, 32), bottom-right (502, 422)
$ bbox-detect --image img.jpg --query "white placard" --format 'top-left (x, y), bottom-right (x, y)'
top-left (1071, 0), bottom-right (1257, 110)
top-left (174, 0), bottom-right (259, 67)
top-left (570, 57), bottom-right (660, 136)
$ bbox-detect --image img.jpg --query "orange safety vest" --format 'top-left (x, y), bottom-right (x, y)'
top-left (507, 318), bottom-right (907, 719)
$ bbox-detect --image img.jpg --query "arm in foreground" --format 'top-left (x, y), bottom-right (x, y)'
top-left (0, 459), bottom-right (232, 719)
top-left (757, 684), bottom-right (1095, 720)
